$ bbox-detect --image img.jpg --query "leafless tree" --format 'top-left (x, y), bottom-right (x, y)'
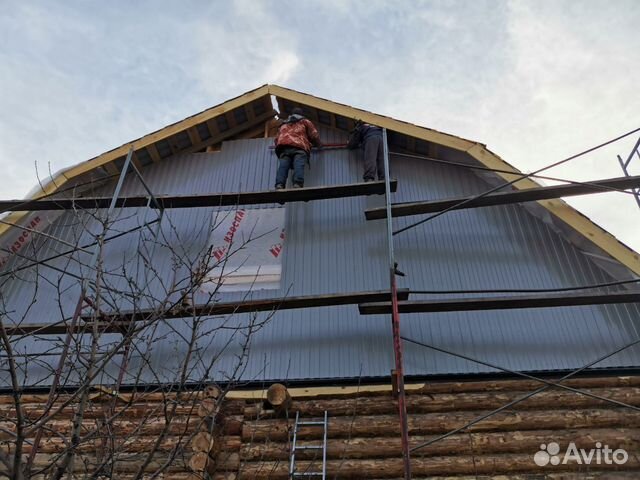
top-left (0, 192), bottom-right (281, 479)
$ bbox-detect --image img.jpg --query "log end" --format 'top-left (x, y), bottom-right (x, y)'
top-left (266, 383), bottom-right (291, 410)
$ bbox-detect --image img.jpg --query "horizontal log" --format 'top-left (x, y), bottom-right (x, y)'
top-left (0, 180), bottom-right (397, 213)
top-left (1, 435), bottom-right (241, 456)
top-left (240, 427), bottom-right (640, 461)
top-left (2, 436), bottom-right (186, 457)
top-left (364, 175), bottom-right (640, 219)
top-left (240, 453), bottom-right (640, 479)
top-left (0, 403), bottom-right (202, 422)
top-left (5, 472), bottom-right (636, 480)
top-left (23, 452), bottom-right (188, 474)
top-left (403, 375), bottom-right (640, 396)
top-left (359, 291), bottom-right (640, 314)
top-left (0, 390), bottom-right (206, 405)
top-left (243, 387), bottom-right (640, 419)
top-left (0, 391), bottom-right (248, 413)
top-left (243, 408), bottom-right (640, 442)
top-left (1, 415), bottom-right (243, 440)
top-left (371, 475), bottom-right (640, 480)
top-left (72, 475), bottom-right (235, 480)
top-left (18, 474), bottom-right (237, 480)
top-left (1, 418), bottom-right (195, 441)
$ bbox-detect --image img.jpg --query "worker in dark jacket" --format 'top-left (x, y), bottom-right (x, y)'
top-left (274, 108), bottom-right (322, 189)
top-left (347, 120), bottom-right (385, 182)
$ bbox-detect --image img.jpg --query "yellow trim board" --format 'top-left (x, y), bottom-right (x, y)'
top-left (268, 84), bottom-right (476, 152)
top-left (225, 382), bottom-right (428, 401)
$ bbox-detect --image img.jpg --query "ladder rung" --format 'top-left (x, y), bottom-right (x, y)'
top-left (295, 445), bottom-right (323, 450)
top-left (297, 421), bottom-right (325, 426)
top-left (293, 473), bottom-right (323, 476)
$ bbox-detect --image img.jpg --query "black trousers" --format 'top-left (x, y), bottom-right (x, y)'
top-left (276, 147), bottom-right (307, 187)
top-left (363, 135), bottom-right (385, 181)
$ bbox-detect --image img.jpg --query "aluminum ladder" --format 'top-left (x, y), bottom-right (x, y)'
top-left (289, 411), bottom-right (328, 479)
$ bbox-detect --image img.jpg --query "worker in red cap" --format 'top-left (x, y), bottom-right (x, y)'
top-left (274, 107), bottom-right (322, 189)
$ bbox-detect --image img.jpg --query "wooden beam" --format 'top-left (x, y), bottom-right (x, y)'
top-left (236, 124), bottom-right (267, 140)
top-left (186, 126), bottom-right (201, 146)
top-left (358, 291), bottom-right (640, 315)
top-left (103, 288), bottom-right (410, 323)
top-left (0, 180), bottom-right (397, 213)
top-left (6, 289), bottom-right (409, 336)
top-left (365, 175), bottom-right (640, 220)
top-left (147, 143), bottom-right (162, 163)
top-left (130, 152), bottom-right (144, 172)
top-left (188, 110), bottom-right (276, 153)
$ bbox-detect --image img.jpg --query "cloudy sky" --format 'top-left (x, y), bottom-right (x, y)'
top-left (1, 1), bottom-right (639, 250)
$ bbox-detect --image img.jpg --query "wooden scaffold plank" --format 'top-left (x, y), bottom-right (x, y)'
top-left (1, 180), bottom-right (397, 213)
top-left (365, 175), bottom-right (640, 220)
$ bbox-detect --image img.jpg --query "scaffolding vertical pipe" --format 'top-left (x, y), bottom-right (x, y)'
top-left (129, 159), bottom-right (165, 239)
top-left (382, 128), bottom-right (412, 479)
top-left (26, 146), bottom-right (135, 472)
top-left (617, 136), bottom-right (640, 210)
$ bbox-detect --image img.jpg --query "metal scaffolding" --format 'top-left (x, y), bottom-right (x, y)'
top-left (3, 120), bottom-right (640, 480)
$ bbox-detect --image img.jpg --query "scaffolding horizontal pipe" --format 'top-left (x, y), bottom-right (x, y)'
top-left (364, 175), bottom-right (640, 220)
top-left (7, 289), bottom-right (410, 336)
top-left (0, 180), bottom-right (397, 213)
top-left (358, 291), bottom-right (640, 315)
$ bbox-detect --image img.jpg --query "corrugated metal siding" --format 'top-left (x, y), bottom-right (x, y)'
top-left (2, 127), bottom-right (640, 387)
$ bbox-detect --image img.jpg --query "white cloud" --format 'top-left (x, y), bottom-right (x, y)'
top-left (0, 0), bottom-right (637, 252)
top-left (468, 1), bottom-right (640, 250)
top-left (192, 0), bottom-right (300, 96)
top-left (265, 52), bottom-right (300, 84)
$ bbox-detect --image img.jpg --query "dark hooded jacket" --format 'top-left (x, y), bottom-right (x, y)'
top-left (347, 123), bottom-right (383, 149)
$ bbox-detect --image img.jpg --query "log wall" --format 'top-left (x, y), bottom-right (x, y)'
top-left (1, 375), bottom-right (639, 479)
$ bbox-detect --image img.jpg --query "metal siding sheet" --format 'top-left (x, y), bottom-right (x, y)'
top-left (2, 128), bottom-right (640, 387)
